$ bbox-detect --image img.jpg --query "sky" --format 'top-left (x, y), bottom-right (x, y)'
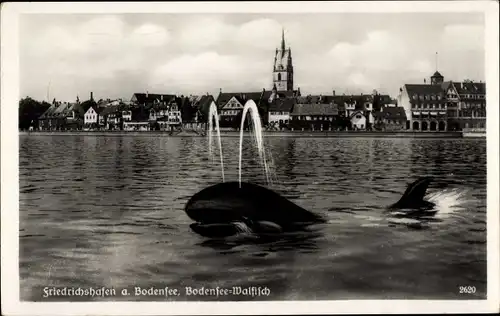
top-left (20, 13), bottom-right (485, 102)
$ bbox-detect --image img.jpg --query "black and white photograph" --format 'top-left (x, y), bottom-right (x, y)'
top-left (1, 1), bottom-right (499, 315)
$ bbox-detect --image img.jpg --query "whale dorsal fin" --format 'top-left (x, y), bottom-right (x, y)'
top-left (396, 177), bottom-right (433, 206)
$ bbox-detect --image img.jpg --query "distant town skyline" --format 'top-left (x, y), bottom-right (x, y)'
top-left (20, 13), bottom-right (485, 102)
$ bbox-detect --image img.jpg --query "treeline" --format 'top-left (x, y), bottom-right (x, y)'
top-left (19, 97), bottom-right (52, 130)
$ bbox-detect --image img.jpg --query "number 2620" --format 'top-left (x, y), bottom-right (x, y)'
top-left (459, 286), bottom-right (476, 294)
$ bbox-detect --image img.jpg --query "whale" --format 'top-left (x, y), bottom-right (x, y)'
top-left (185, 177), bottom-right (436, 238)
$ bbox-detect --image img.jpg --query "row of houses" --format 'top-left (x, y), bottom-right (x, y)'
top-left (212, 85), bottom-right (403, 131)
top-left (38, 72), bottom-right (485, 132)
top-left (39, 93), bottom-right (185, 131)
top-left (37, 88), bottom-right (405, 131)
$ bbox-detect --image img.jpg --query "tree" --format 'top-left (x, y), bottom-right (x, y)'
top-left (19, 97), bottom-right (51, 130)
top-left (180, 97), bottom-right (195, 123)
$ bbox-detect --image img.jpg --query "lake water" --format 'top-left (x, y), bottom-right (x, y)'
top-left (19, 135), bottom-right (487, 301)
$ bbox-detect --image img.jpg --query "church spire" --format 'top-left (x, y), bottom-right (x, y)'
top-left (281, 28), bottom-right (285, 52)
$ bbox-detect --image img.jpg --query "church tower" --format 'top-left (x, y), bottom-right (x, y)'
top-left (273, 29), bottom-right (294, 92)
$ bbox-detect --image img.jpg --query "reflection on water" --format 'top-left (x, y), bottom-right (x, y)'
top-left (19, 136), bottom-right (486, 301)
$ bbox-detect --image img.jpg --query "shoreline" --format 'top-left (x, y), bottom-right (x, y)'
top-left (19, 130), bottom-right (466, 138)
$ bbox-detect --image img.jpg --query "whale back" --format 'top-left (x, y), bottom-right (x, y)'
top-left (185, 181), bottom-right (323, 227)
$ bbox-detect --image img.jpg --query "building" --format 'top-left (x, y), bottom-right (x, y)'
top-left (100, 104), bottom-right (121, 130)
top-left (216, 90), bottom-right (269, 127)
top-left (290, 103), bottom-right (338, 131)
top-left (349, 110), bottom-right (367, 130)
top-left (38, 103), bottom-right (58, 130)
top-left (333, 93), bottom-right (379, 130)
top-left (216, 94), bottom-right (245, 125)
top-left (398, 83), bottom-right (447, 131)
top-left (267, 98), bottom-right (295, 129)
top-left (444, 80), bottom-right (486, 130)
top-left (38, 101), bottom-right (84, 130)
top-left (147, 99), bottom-right (183, 130)
top-left (373, 106), bottom-right (407, 131)
top-left (84, 106), bottom-right (100, 127)
top-left (397, 70), bottom-right (448, 131)
top-left (397, 66), bottom-right (485, 132)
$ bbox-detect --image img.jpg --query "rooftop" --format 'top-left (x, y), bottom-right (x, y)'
top-left (374, 106), bottom-right (407, 120)
top-left (216, 91), bottom-right (265, 108)
top-left (291, 103), bottom-right (338, 116)
top-left (432, 71), bottom-right (443, 78)
top-left (454, 81), bottom-right (486, 95)
top-left (132, 93), bottom-right (177, 104)
top-left (269, 98), bottom-right (295, 112)
top-left (405, 84), bottom-right (445, 96)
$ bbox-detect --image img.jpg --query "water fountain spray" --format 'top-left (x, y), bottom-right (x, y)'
top-left (238, 100), bottom-right (271, 188)
top-left (208, 101), bottom-right (225, 182)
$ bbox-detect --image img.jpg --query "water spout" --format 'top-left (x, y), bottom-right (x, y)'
top-left (238, 100), bottom-right (271, 188)
top-left (208, 101), bottom-right (225, 182)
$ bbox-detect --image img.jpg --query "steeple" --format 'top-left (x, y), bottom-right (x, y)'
top-left (281, 28), bottom-right (285, 52)
top-left (272, 28), bottom-right (293, 92)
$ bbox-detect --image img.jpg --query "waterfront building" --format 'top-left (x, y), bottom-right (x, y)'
top-left (349, 110), bottom-right (367, 130)
top-left (289, 103), bottom-right (339, 131)
top-left (101, 104), bottom-right (121, 130)
top-left (38, 103), bottom-right (58, 130)
top-left (38, 101), bottom-right (84, 130)
top-left (147, 99), bottom-right (183, 130)
top-left (217, 94), bottom-right (246, 126)
top-left (397, 67), bottom-right (485, 132)
top-left (444, 80), bottom-right (486, 130)
top-left (216, 90), bottom-right (270, 127)
top-left (373, 106), bottom-right (407, 131)
top-left (267, 98), bottom-right (295, 130)
top-left (397, 70), bottom-right (448, 131)
top-left (333, 93), bottom-right (380, 130)
top-left (83, 106), bottom-right (100, 127)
